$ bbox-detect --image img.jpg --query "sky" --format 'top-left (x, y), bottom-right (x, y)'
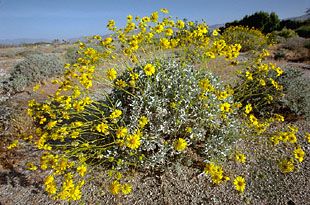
top-left (0, 0), bottom-right (309, 40)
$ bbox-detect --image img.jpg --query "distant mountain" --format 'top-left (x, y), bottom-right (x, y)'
top-left (0, 38), bottom-right (52, 45)
top-left (209, 23), bottom-right (225, 30)
top-left (286, 13), bottom-right (310, 21)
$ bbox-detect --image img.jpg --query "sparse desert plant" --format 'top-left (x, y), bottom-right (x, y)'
top-left (221, 26), bottom-right (268, 52)
top-left (1, 53), bottom-right (64, 93)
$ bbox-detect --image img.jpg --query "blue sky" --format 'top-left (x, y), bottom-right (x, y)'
top-left (0, 0), bottom-right (309, 40)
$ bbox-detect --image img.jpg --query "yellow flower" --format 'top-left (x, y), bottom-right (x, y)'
top-left (110, 180), bottom-right (121, 195)
top-left (110, 109), bottom-right (122, 119)
top-left (76, 164), bottom-right (87, 177)
top-left (26, 162), bottom-right (38, 171)
top-left (116, 127), bottom-right (128, 138)
top-left (212, 29), bottom-right (219, 36)
top-left (7, 140), bottom-right (18, 150)
top-left (245, 71), bottom-right (253, 81)
top-left (235, 153), bottom-right (246, 163)
top-left (306, 132), bottom-right (310, 143)
top-left (106, 68), bottom-right (117, 81)
top-left (130, 72), bottom-right (139, 80)
top-left (204, 162), bottom-right (216, 174)
top-left (165, 28), bottom-right (173, 36)
top-left (287, 133), bottom-right (297, 143)
top-left (138, 116), bottom-right (149, 128)
top-left (160, 8), bottom-right (169, 14)
top-left (233, 176), bottom-right (246, 193)
top-left (220, 102), bottom-right (231, 113)
top-left (205, 51), bottom-right (215, 59)
top-left (33, 84), bottom-right (40, 91)
top-left (275, 67), bottom-right (284, 77)
top-left (126, 133), bottom-right (141, 149)
top-left (121, 183), bottom-right (132, 195)
top-left (142, 16), bottom-right (150, 23)
top-left (102, 37), bottom-right (113, 45)
top-left (185, 127), bottom-right (192, 133)
top-left (174, 138), bottom-right (187, 151)
top-left (217, 91), bottom-right (228, 100)
top-left (47, 121), bottom-right (57, 130)
top-left (154, 24), bottom-right (164, 33)
top-left (160, 38), bottom-right (170, 49)
top-left (144, 63), bottom-right (155, 76)
top-left (96, 122), bottom-right (109, 134)
top-left (274, 114), bottom-right (284, 122)
top-left (270, 135), bottom-right (282, 146)
top-left (150, 12), bottom-right (159, 22)
top-left (115, 79), bottom-right (127, 88)
top-left (127, 15), bottom-right (133, 21)
top-left (211, 172), bottom-right (224, 184)
top-left (259, 79), bottom-right (266, 86)
top-left (176, 20), bottom-right (185, 29)
top-left (279, 158), bottom-right (294, 173)
top-left (198, 78), bottom-right (214, 92)
top-left (245, 103), bottom-right (252, 114)
top-left (293, 147), bottom-right (305, 163)
top-left (249, 114), bottom-right (258, 126)
top-left (44, 175), bottom-right (57, 195)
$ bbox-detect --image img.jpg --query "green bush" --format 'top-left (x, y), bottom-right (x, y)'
top-left (224, 11), bottom-right (280, 34)
top-left (233, 51), bottom-right (284, 117)
top-left (221, 26), bottom-right (268, 52)
top-left (3, 53), bottom-right (64, 93)
top-left (296, 25), bottom-right (310, 38)
top-left (64, 46), bottom-right (80, 64)
top-left (267, 28), bottom-right (298, 44)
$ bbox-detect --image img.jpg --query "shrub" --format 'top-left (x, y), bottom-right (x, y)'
top-left (295, 25), bottom-right (310, 38)
top-left (267, 28), bottom-right (298, 44)
top-left (224, 11), bottom-right (280, 34)
top-left (221, 26), bottom-right (268, 52)
top-left (105, 60), bottom-right (243, 168)
top-left (278, 67), bottom-right (310, 119)
top-left (233, 50), bottom-right (285, 117)
top-left (64, 46), bottom-right (80, 64)
top-left (2, 53), bottom-right (64, 93)
top-left (17, 9), bottom-right (308, 202)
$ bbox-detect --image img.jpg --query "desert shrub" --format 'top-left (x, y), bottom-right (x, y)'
top-left (295, 25), bottom-right (310, 38)
top-left (282, 36), bottom-right (308, 50)
top-left (2, 53), bottom-right (64, 93)
top-left (16, 50), bottom-right (43, 57)
top-left (278, 68), bottom-right (310, 119)
top-left (221, 26), bottom-right (268, 52)
top-left (105, 60), bottom-right (243, 168)
top-left (233, 50), bottom-right (285, 116)
top-left (0, 102), bottom-right (13, 133)
top-left (276, 28), bottom-right (298, 39)
top-left (64, 46), bottom-right (80, 64)
top-left (304, 39), bottom-right (310, 49)
top-left (267, 28), bottom-right (298, 44)
top-left (273, 50), bottom-right (286, 60)
top-left (15, 9), bottom-right (308, 202)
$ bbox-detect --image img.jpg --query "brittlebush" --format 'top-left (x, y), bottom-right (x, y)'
top-left (12, 9), bottom-right (307, 201)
